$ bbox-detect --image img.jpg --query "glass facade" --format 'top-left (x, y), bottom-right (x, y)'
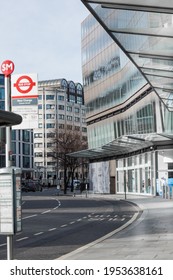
top-left (0, 74), bottom-right (34, 178)
top-left (81, 1), bottom-right (173, 196)
top-left (83, 1), bottom-right (173, 111)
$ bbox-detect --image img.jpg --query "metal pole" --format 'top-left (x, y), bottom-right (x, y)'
top-left (5, 76), bottom-right (13, 260)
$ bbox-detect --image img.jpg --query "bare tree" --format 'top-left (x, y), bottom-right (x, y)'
top-left (51, 127), bottom-right (88, 194)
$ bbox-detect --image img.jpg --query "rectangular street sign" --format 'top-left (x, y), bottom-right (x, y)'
top-left (0, 167), bottom-right (22, 235)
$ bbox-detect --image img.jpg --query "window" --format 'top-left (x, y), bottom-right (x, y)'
top-left (34, 152), bottom-right (43, 157)
top-left (0, 88), bottom-right (5, 99)
top-left (34, 143), bottom-right (43, 148)
top-left (38, 123), bottom-right (43, 128)
top-left (38, 95), bottom-right (42, 100)
top-left (77, 96), bottom-right (83, 104)
top-left (23, 144), bottom-right (30, 155)
top-left (12, 130), bottom-right (16, 140)
top-left (58, 95), bottom-right (64, 101)
top-left (46, 123), bottom-right (55, 129)
top-left (47, 152), bottom-right (54, 157)
top-left (46, 104), bottom-right (55, 110)
top-left (75, 117), bottom-right (80, 122)
top-left (34, 133), bottom-right (42, 138)
top-left (58, 105), bottom-right (64, 110)
top-left (59, 123), bottom-right (64, 129)
top-left (0, 101), bottom-right (5, 110)
top-left (82, 127), bottom-right (87, 132)
top-left (75, 107), bottom-right (80, 113)
top-left (67, 106), bottom-right (72, 112)
top-left (38, 104), bottom-right (42, 110)
top-left (47, 143), bottom-right (55, 148)
top-left (82, 109), bottom-right (85, 115)
top-left (46, 95), bottom-right (54, 100)
top-left (46, 114), bottom-right (55, 119)
top-left (67, 115), bottom-right (72, 121)
top-left (35, 162), bottom-right (43, 167)
top-left (59, 114), bottom-right (64, 120)
top-left (47, 133), bottom-right (55, 138)
top-left (76, 83), bottom-right (83, 95)
top-left (47, 162), bottom-right (56, 166)
top-left (22, 130), bottom-right (30, 142)
top-left (75, 126), bottom-right (80, 131)
top-left (69, 81), bottom-right (75, 93)
top-left (23, 156), bottom-right (30, 168)
top-left (67, 125), bottom-right (72, 130)
top-left (69, 95), bottom-right (75, 102)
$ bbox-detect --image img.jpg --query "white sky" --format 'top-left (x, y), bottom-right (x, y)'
top-left (0, 0), bottom-right (89, 83)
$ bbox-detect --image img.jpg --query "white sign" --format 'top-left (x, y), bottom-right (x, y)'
top-left (0, 167), bottom-right (22, 235)
top-left (11, 73), bottom-right (38, 98)
top-left (1, 60), bottom-right (15, 77)
top-left (11, 73), bottom-right (38, 129)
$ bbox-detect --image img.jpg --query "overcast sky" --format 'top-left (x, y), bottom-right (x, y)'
top-left (0, 0), bottom-right (89, 83)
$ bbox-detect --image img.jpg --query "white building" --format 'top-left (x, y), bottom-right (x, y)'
top-left (34, 79), bottom-right (87, 184)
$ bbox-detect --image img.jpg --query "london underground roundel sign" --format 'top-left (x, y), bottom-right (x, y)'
top-left (1, 60), bottom-right (15, 77)
top-left (14, 75), bottom-right (36, 94)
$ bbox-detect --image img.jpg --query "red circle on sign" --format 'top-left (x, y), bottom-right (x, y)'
top-left (1, 60), bottom-right (15, 77)
top-left (14, 75), bottom-right (36, 94)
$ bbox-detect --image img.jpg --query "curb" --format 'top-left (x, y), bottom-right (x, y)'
top-left (56, 204), bottom-right (141, 260)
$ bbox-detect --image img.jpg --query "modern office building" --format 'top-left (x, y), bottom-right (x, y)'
top-left (34, 79), bottom-right (87, 184)
top-left (0, 75), bottom-right (87, 183)
top-left (79, 1), bottom-right (173, 196)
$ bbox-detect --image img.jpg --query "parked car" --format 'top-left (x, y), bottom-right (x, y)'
top-left (68, 180), bottom-right (81, 189)
top-left (73, 180), bottom-right (81, 188)
top-left (21, 181), bottom-right (42, 192)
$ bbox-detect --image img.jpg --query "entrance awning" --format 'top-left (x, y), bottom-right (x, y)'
top-left (81, 0), bottom-right (173, 111)
top-left (69, 133), bottom-right (172, 161)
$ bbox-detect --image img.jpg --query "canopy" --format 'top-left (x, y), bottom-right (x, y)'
top-left (0, 110), bottom-right (22, 127)
top-left (69, 133), bottom-right (173, 161)
top-left (82, 0), bottom-right (173, 111)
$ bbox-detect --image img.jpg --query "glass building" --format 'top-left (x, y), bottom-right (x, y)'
top-left (79, 1), bottom-right (173, 196)
top-left (0, 74), bottom-right (33, 178)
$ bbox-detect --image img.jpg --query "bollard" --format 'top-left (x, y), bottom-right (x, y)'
top-left (85, 184), bottom-right (88, 198)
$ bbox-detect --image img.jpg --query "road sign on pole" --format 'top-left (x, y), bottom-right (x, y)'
top-left (1, 60), bottom-right (15, 77)
top-left (11, 73), bottom-right (38, 129)
top-left (1, 59), bottom-right (15, 260)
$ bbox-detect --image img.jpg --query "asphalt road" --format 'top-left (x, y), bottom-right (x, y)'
top-left (0, 188), bottom-right (140, 260)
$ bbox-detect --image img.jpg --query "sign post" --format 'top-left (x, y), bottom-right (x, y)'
top-left (1, 60), bottom-right (15, 259)
top-left (11, 73), bottom-right (38, 129)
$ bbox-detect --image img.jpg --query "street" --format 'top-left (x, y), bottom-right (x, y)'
top-left (0, 188), bottom-right (140, 260)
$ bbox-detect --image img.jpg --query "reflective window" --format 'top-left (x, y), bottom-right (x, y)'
top-left (46, 95), bottom-right (54, 100)
top-left (69, 95), bottom-right (75, 102)
top-left (46, 123), bottom-right (55, 129)
top-left (69, 81), bottom-right (75, 93)
top-left (58, 95), bottom-right (64, 101)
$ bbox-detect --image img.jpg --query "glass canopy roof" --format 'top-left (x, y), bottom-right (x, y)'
top-left (69, 133), bottom-right (173, 161)
top-left (81, 0), bottom-right (173, 111)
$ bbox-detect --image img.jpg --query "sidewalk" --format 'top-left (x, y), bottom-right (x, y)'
top-left (58, 194), bottom-right (173, 260)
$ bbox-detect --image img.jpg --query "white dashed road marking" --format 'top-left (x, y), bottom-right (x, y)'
top-left (22, 214), bottom-right (37, 220)
top-left (34, 232), bottom-right (44, 236)
top-left (16, 237), bottom-right (29, 242)
top-left (48, 228), bottom-right (57, 232)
